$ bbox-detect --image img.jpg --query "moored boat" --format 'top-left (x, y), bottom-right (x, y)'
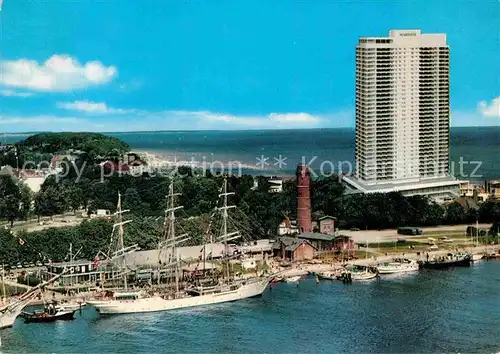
top-left (471, 253), bottom-right (485, 262)
top-left (377, 258), bottom-right (419, 274)
top-left (1, 266), bottom-right (69, 329)
top-left (283, 275), bottom-right (302, 283)
top-left (419, 252), bottom-right (471, 269)
top-left (88, 277), bottom-right (270, 314)
top-left (351, 271), bottom-right (378, 281)
top-left (337, 265), bottom-right (378, 282)
top-left (22, 304), bottom-right (75, 323)
top-left (88, 179), bottom-right (272, 315)
top-left (317, 271), bottom-right (339, 280)
top-left (0, 297), bottom-right (33, 329)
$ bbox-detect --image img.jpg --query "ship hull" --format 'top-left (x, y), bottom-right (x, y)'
top-left (22, 310), bottom-right (75, 323)
top-left (377, 264), bottom-right (419, 274)
top-left (420, 257), bottom-right (471, 269)
top-left (0, 298), bottom-right (32, 330)
top-left (0, 309), bottom-right (19, 329)
top-left (87, 278), bottom-right (269, 315)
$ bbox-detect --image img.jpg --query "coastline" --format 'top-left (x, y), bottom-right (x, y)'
top-left (132, 149), bottom-right (294, 177)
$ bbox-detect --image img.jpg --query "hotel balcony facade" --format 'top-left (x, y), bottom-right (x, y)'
top-left (346, 30), bottom-right (459, 202)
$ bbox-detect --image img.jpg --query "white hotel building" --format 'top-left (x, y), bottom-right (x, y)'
top-left (342, 30), bottom-right (461, 202)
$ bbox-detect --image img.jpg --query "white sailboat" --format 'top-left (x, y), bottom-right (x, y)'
top-left (471, 219), bottom-right (485, 262)
top-left (87, 178), bottom-right (271, 315)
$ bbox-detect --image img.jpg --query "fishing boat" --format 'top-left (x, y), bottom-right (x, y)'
top-left (419, 252), bottom-right (471, 269)
top-left (377, 258), bottom-right (419, 274)
top-left (0, 266), bottom-right (68, 329)
top-left (22, 303), bottom-right (75, 323)
top-left (88, 179), bottom-right (272, 315)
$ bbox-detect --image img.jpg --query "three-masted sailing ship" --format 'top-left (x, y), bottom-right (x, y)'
top-left (87, 178), bottom-right (271, 315)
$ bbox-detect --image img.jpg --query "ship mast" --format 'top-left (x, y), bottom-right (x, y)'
top-left (108, 192), bottom-right (137, 290)
top-left (1, 264), bottom-right (5, 302)
top-left (217, 177), bottom-right (239, 280)
top-left (117, 193), bottom-right (128, 289)
top-left (159, 182), bottom-right (189, 293)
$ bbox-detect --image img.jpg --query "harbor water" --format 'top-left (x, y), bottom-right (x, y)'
top-left (1, 260), bottom-right (499, 353)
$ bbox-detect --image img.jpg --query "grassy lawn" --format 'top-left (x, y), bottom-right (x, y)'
top-left (422, 230), bottom-right (467, 236)
top-left (366, 241), bottom-right (422, 248)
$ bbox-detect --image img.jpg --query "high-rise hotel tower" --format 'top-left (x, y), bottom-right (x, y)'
top-left (342, 30), bottom-right (460, 201)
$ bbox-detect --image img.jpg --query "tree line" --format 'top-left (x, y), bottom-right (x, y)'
top-left (1, 166), bottom-right (500, 264)
top-left (1, 132), bottom-right (499, 265)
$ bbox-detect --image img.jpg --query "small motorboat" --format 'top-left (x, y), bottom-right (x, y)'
top-left (22, 303), bottom-right (76, 323)
top-left (471, 253), bottom-right (485, 262)
top-left (350, 271), bottom-right (378, 281)
top-left (337, 265), bottom-right (378, 282)
top-left (317, 271), bottom-right (338, 280)
top-left (283, 276), bottom-right (302, 283)
top-left (270, 276), bottom-right (285, 283)
top-left (377, 258), bottom-right (419, 274)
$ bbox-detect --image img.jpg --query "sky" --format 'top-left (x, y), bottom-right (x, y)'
top-left (0, 0), bottom-right (498, 132)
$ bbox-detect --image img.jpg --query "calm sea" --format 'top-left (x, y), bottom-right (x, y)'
top-left (1, 127), bottom-right (499, 179)
top-left (1, 261), bottom-right (499, 353)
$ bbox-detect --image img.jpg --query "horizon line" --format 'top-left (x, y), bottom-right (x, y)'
top-left (1, 125), bottom-right (498, 136)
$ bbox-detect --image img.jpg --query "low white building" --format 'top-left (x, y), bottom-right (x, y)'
top-left (268, 178), bottom-right (283, 193)
top-left (277, 219), bottom-right (299, 236)
top-left (241, 258), bottom-right (258, 270)
top-left (342, 175), bottom-right (461, 203)
top-left (125, 243), bottom-right (228, 268)
top-left (238, 239), bottom-right (273, 255)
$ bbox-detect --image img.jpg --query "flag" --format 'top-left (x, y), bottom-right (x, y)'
top-left (92, 255), bottom-right (99, 269)
top-left (18, 237), bottom-right (25, 246)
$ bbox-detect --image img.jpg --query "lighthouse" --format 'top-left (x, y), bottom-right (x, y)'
top-left (296, 164), bottom-right (312, 233)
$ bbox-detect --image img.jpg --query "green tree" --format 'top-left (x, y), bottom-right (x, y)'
top-left (34, 185), bottom-right (69, 218)
top-left (0, 175), bottom-right (22, 227)
top-left (445, 202), bottom-right (466, 225)
top-left (0, 226), bottom-right (19, 265)
top-left (426, 203), bottom-right (445, 226)
top-left (123, 188), bottom-right (142, 214)
top-left (479, 199), bottom-right (500, 223)
top-left (65, 185), bottom-right (83, 212)
top-left (19, 184), bottom-right (33, 221)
